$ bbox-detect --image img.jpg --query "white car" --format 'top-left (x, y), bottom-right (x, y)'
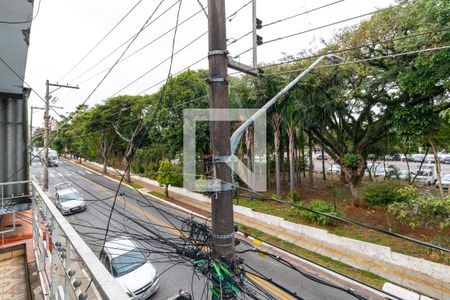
top-left (54, 183), bottom-right (86, 215)
top-left (437, 174), bottom-right (450, 189)
top-left (327, 163), bottom-right (341, 173)
top-left (414, 170), bottom-right (435, 185)
top-left (101, 237), bottom-right (159, 299)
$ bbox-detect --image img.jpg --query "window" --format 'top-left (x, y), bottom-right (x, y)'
top-left (111, 248), bottom-right (146, 277)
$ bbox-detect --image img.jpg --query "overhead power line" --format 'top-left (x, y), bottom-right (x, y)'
top-left (78, 5), bottom-right (206, 85)
top-left (227, 27), bottom-right (450, 76)
top-left (67, 0), bottom-right (183, 84)
top-left (263, 0), bottom-right (346, 28)
top-left (234, 3), bottom-right (404, 58)
top-left (58, 0), bottom-right (145, 82)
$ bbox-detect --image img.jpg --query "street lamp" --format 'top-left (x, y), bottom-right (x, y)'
top-left (230, 52), bottom-right (343, 154)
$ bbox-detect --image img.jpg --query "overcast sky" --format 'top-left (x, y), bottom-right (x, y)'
top-left (25, 0), bottom-right (396, 127)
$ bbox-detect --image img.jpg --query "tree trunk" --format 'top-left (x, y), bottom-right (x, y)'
top-left (301, 139), bottom-right (306, 178)
top-left (287, 126), bottom-right (296, 201)
top-left (123, 156), bottom-right (131, 183)
top-left (271, 113), bottom-right (282, 196)
top-left (429, 136), bottom-right (444, 197)
top-left (307, 130), bottom-right (314, 187)
top-left (164, 185), bottom-right (169, 198)
top-left (321, 147), bottom-right (326, 181)
top-left (245, 126), bottom-right (254, 200)
top-left (343, 163), bottom-right (365, 205)
top-left (412, 145), bottom-right (429, 183)
top-left (102, 158), bottom-right (108, 174)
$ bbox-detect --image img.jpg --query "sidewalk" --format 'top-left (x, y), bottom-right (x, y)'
top-left (67, 158), bottom-right (450, 300)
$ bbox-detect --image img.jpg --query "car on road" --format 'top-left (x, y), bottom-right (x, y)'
top-left (40, 153), bottom-right (59, 167)
top-left (54, 182), bottom-right (86, 215)
top-left (100, 237), bottom-right (160, 299)
top-left (437, 174), bottom-right (450, 189)
top-left (327, 163), bottom-right (341, 173)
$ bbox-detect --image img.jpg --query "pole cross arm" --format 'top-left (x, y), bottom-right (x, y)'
top-left (229, 52), bottom-right (343, 154)
top-left (227, 56), bottom-right (261, 77)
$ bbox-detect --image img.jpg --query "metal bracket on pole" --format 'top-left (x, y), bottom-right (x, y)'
top-left (227, 56), bottom-right (261, 77)
top-left (211, 232), bottom-right (235, 239)
top-left (208, 50), bottom-right (228, 57)
top-left (209, 77), bottom-right (228, 84)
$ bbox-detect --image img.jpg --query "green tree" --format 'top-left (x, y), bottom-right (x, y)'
top-left (52, 137), bottom-right (64, 156)
top-left (156, 159), bottom-right (176, 198)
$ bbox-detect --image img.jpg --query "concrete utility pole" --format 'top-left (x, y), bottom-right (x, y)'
top-left (207, 0), bottom-right (235, 262)
top-left (43, 81), bottom-right (78, 190)
top-left (43, 80), bottom-right (50, 190)
top-left (252, 0), bottom-right (257, 69)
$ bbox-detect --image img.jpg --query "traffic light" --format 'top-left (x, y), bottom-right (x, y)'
top-left (256, 18), bottom-right (262, 29)
top-left (256, 35), bottom-right (263, 45)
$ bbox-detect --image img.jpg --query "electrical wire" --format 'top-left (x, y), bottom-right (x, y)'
top-left (233, 3), bottom-right (404, 58)
top-left (58, 0), bottom-right (146, 82)
top-left (76, 4), bottom-right (206, 85)
top-left (262, 0), bottom-right (346, 28)
top-left (66, 0), bottom-right (184, 84)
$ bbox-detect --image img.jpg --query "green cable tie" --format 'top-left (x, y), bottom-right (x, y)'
top-left (210, 287), bottom-right (220, 297)
top-left (194, 259), bottom-right (206, 265)
top-left (220, 264), bottom-right (234, 278)
top-left (212, 262), bottom-right (224, 281)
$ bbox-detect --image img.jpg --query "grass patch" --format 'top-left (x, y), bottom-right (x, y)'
top-left (148, 191), bottom-right (166, 199)
top-left (234, 198), bottom-right (449, 264)
top-left (128, 181), bottom-right (143, 189)
top-left (237, 224), bottom-right (386, 289)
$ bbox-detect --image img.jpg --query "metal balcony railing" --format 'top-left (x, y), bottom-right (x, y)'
top-left (31, 179), bottom-right (129, 300)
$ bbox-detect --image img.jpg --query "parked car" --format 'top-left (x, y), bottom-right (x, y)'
top-left (327, 163), bottom-right (341, 173)
top-left (437, 174), bottom-right (450, 189)
top-left (412, 154), bottom-right (425, 162)
top-left (442, 157), bottom-right (450, 164)
top-left (100, 237), bottom-right (160, 299)
top-left (54, 182), bottom-right (86, 215)
top-left (414, 169), bottom-right (435, 185)
top-left (396, 170), bottom-right (411, 180)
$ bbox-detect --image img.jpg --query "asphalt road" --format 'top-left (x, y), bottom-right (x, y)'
top-left (31, 158), bottom-right (387, 300)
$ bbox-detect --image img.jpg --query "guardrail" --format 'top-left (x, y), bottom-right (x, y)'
top-left (31, 179), bottom-right (129, 300)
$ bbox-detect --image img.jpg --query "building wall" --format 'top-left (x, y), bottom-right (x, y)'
top-left (0, 95), bottom-right (28, 206)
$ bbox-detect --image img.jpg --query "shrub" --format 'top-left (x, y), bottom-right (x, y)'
top-left (287, 191), bottom-right (300, 203)
top-left (298, 199), bottom-right (342, 226)
top-left (360, 180), bottom-right (409, 206)
top-left (388, 188), bottom-right (450, 229)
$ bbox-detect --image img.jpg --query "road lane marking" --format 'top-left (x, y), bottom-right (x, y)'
top-left (74, 174), bottom-right (182, 237)
top-left (247, 272), bottom-right (296, 300)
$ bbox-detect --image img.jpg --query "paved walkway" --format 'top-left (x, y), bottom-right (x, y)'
top-left (0, 254), bottom-right (28, 300)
